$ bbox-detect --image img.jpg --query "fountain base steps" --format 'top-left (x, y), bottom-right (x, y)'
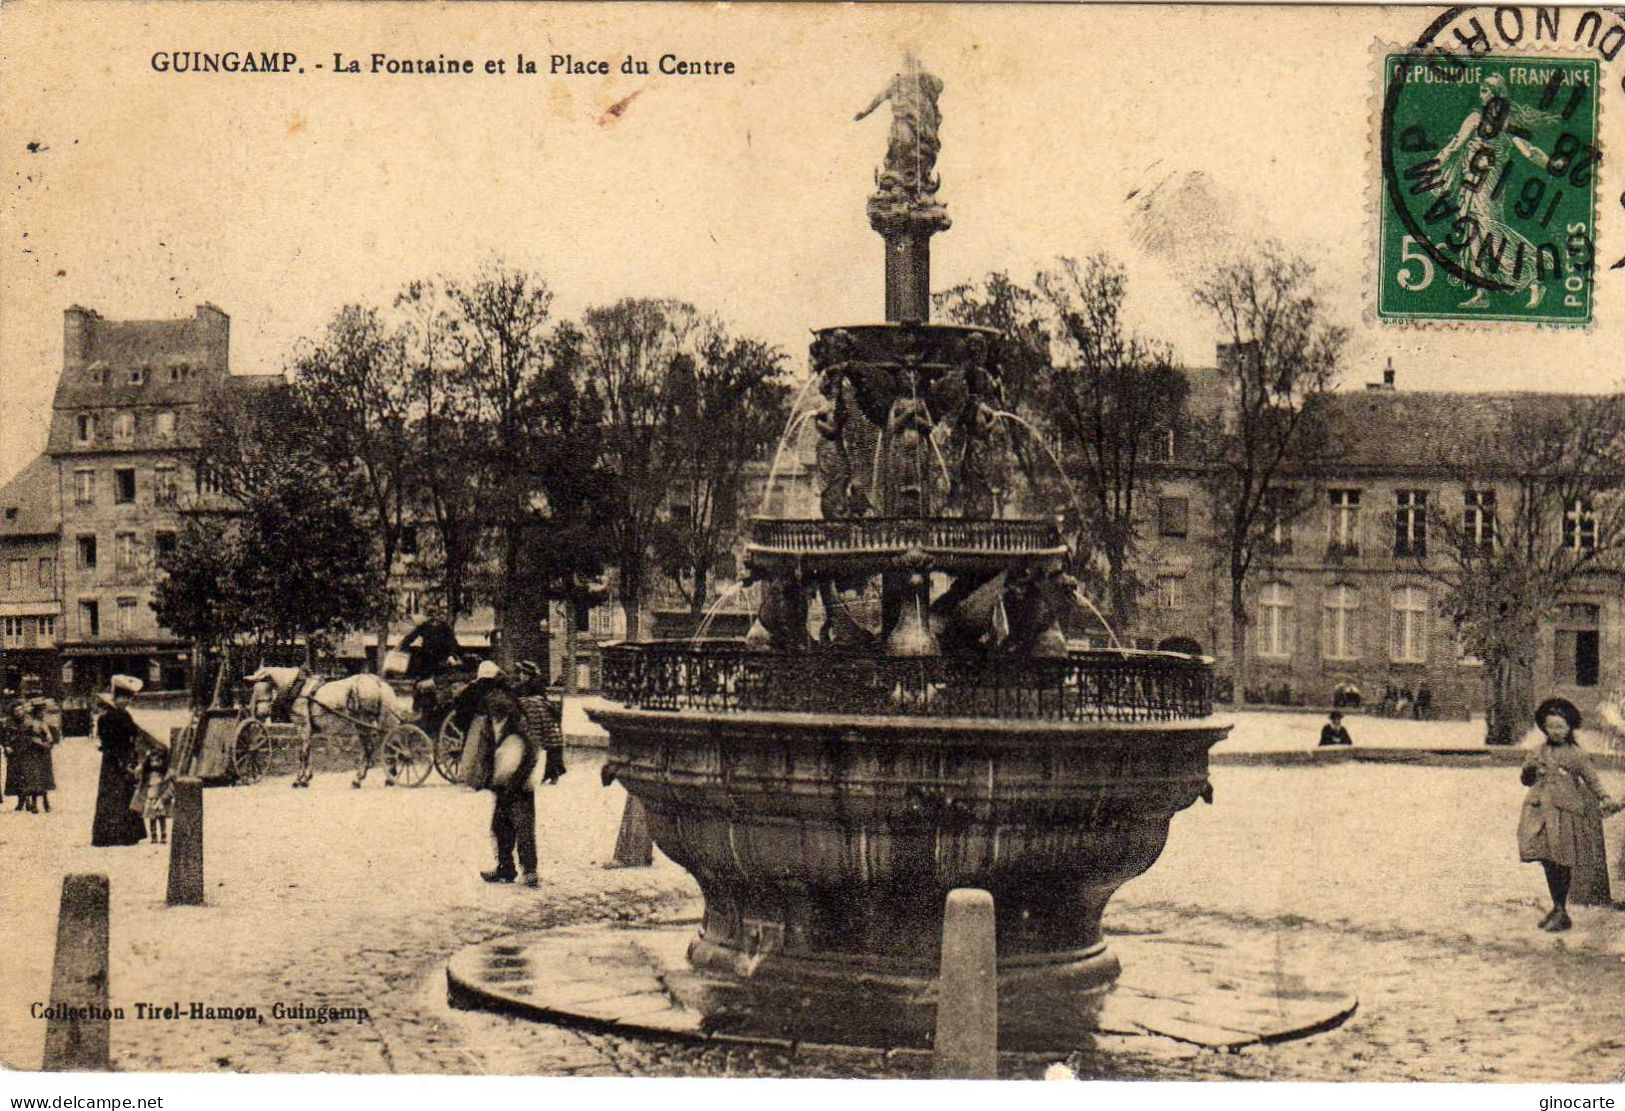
top-left (446, 915), bottom-right (1356, 1056)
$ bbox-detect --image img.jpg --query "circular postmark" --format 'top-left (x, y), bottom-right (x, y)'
top-left (1377, 6), bottom-right (1621, 324)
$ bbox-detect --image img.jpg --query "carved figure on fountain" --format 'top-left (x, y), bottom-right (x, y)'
top-left (855, 51), bottom-right (951, 238)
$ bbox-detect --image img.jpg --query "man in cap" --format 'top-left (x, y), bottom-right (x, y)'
top-left (480, 659), bottom-right (558, 887)
top-left (91, 675), bottom-right (148, 846)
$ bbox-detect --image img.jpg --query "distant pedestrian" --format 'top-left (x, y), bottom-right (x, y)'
top-left (2, 698), bottom-right (25, 811)
top-left (137, 740), bottom-right (172, 844)
top-left (1518, 697), bottom-right (1623, 931)
top-left (91, 676), bottom-right (148, 847)
top-left (1319, 710), bottom-right (1354, 747)
top-left (12, 699), bottom-right (59, 813)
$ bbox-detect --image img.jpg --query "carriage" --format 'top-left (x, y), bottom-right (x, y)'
top-left (176, 648), bottom-right (471, 788)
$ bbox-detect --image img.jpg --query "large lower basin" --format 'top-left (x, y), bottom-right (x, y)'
top-left (591, 704), bottom-right (1232, 999)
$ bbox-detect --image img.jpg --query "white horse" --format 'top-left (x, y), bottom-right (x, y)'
top-left (245, 667), bottom-right (409, 788)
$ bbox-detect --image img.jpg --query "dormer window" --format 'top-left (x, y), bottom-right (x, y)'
top-left (129, 366), bottom-right (148, 386)
top-left (168, 364), bottom-right (184, 382)
top-left (76, 413), bottom-right (96, 444)
top-left (87, 362), bottom-right (109, 386)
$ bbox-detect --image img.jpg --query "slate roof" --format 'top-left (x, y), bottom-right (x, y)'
top-left (0, 454), bottom-right (59, 538)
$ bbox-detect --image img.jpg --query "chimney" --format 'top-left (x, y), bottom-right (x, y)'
top-left (195, 303), bottom-right (230, 373)
top-left (1366, 356), bottom-right (1398, 391)
top-left (63, 305), bottom-right (98, 369)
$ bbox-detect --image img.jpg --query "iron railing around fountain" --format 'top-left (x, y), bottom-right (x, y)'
top-left (747, 517), bottom-right (1064, 554)
top-left (600, 641), bottom-right (1213, 722)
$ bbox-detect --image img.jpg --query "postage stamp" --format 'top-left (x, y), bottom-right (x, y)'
top-left (1379, 52), bottom-right (1600, 325)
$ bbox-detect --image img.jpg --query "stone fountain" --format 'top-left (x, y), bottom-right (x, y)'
top-left (581, 55), bottom-right (1234, 1040)
top-left (441, 60), bottom-right (1335, 1061)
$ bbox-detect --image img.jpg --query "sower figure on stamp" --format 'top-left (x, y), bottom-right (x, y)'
top-left (1432, 73), bottom-right (1560, 310)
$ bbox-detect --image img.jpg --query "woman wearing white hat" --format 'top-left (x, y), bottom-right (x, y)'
top-left (90, 675), bottom-right (148, 846)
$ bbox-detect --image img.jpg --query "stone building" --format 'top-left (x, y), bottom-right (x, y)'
top-left (1139, 357), bottom-right (1625, 721)
top-left (0, 454), bottom-right (63, 693)
top-left (45, 303), bottom-right (278, 695)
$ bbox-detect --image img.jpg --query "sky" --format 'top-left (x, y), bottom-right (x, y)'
top-left (3, 2), bottom-right (1623, 486)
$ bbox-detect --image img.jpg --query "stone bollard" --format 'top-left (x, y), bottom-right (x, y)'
top-left (934, 887), bottom-right (998, 1080)
top-left (42, 874), bottom-right (111, 1071)
top-left (607, 794), bottom-right (653, 868)
top-left (166, 777), bottom-right (205, 906)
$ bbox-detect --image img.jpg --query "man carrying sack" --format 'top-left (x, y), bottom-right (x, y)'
top-left (478, 660), bottom-right (565, 888)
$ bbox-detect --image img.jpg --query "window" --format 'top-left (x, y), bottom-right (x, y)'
top-left (591, 604), bottom-right (616, 638)
top-left (37, 615), bottom-right (55, 642)
top-left (1389, 585), bottom-right (1429, 663)
top-left (167, 365), bottom-right (184, 383)
top-left (1158, 496), bottom-right (1189, 539)
top-left (574, 602), bottom-right (592, 633)
top-left (1264, 488), bottom-right (1296, 554)
top-left (116, 597), bottom-right (137, 636)
top-left (154, 466), bottom-right (177, 506)
top-left (1158, 426), bottom-right (1178, 462)
top-left (4, 507), bottom-right (15, 520)
top-left (1328, 490), bottom-right (1361, 554)
top-left (155, 410), bottom-right (176, 438)
top-left (37, 557), bottom-right (53, 588)
top-left (1554, 603), bottom-right (1601, 688)
top-left (1464, 490), bottom-right (1496, 552)
top-left (74, 469), bottom-right (95, 506)
top-left (87, 364), bottom-right (107, 387)
top-left (114, 469), bottom-right (136, 504)
top-left (1155, 575), bottom-right (1184, 610)
top-left (2, 616), bottom-right (22, 647)
top-left (6, 558), bottom-right (24, 591)
top-left (115, 532), bottom-right (138, 572)
top-left (77, 534), bottom-right (97, 570)
top-left (1258, 582), bottom-right (1294, 659)
top-left (155, 531), bottom-right (177, 560)
top-left (196, 464), bottom-right (223, 496)
top-left (80, 599), bottom-right (100, 638)
top-left (75, 413), bottom-right (96, 444)
top-left (1563, 499), bottom-right (1597, 551)
top-left (399, 525), bottom-right (418, 558)
top-left (401, 589), bottom-right (422, 618)
top-left (129, 366), bottom-right (147, 386)
top-left (113, 411), bottom-right (135, 441)
top-left (1322, 584), bottom-right (1360, 661)
top-left (1395, 490), bottom-right (1427, 557)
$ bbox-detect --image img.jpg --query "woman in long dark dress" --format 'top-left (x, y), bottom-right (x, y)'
top-left (91, 677), bottom-right (148, 846)
top-left (12, 699), bottom-right (59, 812)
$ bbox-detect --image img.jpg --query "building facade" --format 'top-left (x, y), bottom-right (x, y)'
top-left (45, 304), bottom-right (277, 695)
top-left (0, 454), bottom-right (63, 693)
top-left (1138, 361), bottom-right (1625, 721)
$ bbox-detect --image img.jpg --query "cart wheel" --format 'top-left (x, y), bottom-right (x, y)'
top-left (434, 716), bottom-right (466, 783)
top-left (383, 724), bottom-right (434, 787)
top-left (231, 719), bottom-right (271, 785)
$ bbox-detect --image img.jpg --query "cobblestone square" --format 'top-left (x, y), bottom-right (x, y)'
top-left (3, 714), bottom-right (1623, 1080)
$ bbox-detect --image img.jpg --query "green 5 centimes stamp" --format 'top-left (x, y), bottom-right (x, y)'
top-left (1380, 53), bottom-right (1599, 325)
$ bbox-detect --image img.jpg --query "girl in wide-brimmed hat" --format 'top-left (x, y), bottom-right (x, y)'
top-left (1519, 697), bottom-right (1625, 931)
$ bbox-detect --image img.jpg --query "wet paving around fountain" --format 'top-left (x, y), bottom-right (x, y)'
top-left (446, 917), bottom-right (1357, 1055)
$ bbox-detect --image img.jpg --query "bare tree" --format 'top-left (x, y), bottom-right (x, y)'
top-left (1411, 395), bottom-right (1625, 745)
top-left (1036, 254), bottom-right (1188, 631)
top-left (651, 327), bottom-right (791, 614)
top-left (437, 264), bottom-right (607, 670)
top-left (1191, 241), bottom-right (1346, 703)
top-left (581, 298), bottom-right (701, 641)
top-left (289, 306), bottom-right (416, 673)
